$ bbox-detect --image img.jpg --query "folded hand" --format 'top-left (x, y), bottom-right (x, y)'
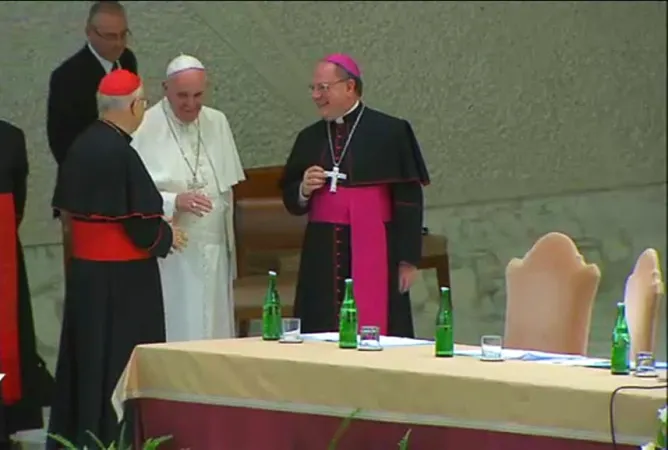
top-left (176, 191), bottom-right (213, 217)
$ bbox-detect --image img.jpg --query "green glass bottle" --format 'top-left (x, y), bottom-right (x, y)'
top-left (261, 270), bottom-right (281, 341)
top-left (610, 302), bottom-right (631, 375)
top-left (435, 287), bottom-right (454, 357)
top-left (338, 278), bottom-right (358, 349)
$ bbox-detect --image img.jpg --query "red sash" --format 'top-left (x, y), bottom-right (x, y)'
top-left (70, 220), bottom-right (151, 261)
top-left (0, 193), bottom-right (21, 404)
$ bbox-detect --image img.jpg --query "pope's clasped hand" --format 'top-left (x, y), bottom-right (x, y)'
top-left (176, 191), bottom-right (213, 217)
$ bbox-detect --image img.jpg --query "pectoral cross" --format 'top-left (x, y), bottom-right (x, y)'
top-left (188, 176), bottom-right (207, 192)
top-left (324, 166), bottom-right (347, 193)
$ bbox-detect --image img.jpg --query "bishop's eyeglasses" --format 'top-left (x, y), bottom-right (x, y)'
top-left (308, 79), bottom-right (349, 94)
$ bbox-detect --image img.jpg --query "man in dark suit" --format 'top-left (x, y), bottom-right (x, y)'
top-left (47, 0), bottom-right (138, 264)
top-left (0, 120), bottom-right (54, 450)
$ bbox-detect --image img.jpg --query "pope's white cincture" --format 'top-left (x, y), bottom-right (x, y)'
top-left (132, 54), bottom-right (245, 342)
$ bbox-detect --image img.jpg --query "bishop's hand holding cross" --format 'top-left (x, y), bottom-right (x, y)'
top-left (300, 165), bottom-right (328, 198)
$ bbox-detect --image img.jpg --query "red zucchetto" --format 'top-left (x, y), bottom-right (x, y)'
top-left (98, 69), bottom-right (142, 96)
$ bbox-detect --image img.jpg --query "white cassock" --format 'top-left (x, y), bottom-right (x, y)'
top-left (132, 98), bottom-right (245, 341)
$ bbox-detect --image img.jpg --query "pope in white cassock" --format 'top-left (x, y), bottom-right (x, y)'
top-left (132, 54), bottom-right (245, 341)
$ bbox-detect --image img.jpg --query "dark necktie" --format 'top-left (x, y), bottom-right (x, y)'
top-left (112, 61), bottom-right (121, 71)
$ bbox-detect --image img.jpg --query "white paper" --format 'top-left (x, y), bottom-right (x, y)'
top-left (454, 348), bottom-right (528, 360)
top-left (301, 332), bottom-right (432, 348)
top-left (536, 357), bottom-right (609, 366)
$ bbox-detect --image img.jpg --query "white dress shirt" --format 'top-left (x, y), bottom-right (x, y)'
top-left (87, 42), bottom-right (119, 73)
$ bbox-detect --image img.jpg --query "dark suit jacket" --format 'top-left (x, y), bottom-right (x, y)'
top-left (47, 45), bottom-right (138, 165)
top-left (46, 45), bottom-right (138, 216)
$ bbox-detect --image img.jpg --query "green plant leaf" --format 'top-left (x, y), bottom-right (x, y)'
top-left (143, 435), bottom-right (172, 450)
top-left (85, 430), bottom-right (108, 449)
top-left (328, 408), bottom-right (361, 450)
top-left (117, 421), bottom-right (128, 450)
top-left (46, 433), bottom-right (78, 449)
top-left (398, 429), bottom-right (412, 449)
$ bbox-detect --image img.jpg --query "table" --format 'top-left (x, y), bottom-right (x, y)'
top-left (114, 338), bottom-right (664, 450)
top-left (234, 233), bottom-right (451, 337)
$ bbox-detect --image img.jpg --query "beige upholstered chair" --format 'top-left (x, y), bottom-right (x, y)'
top-left (624, 248), bottom-right (664, 361)
top-left (504, 232), bottom-right (601, 355)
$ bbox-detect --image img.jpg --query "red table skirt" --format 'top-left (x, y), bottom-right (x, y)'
top-left (133, 398), bottom-right (635, 450)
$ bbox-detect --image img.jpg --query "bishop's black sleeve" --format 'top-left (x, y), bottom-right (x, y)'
top-left (121, 217), bottom-right (173, 258)
top-left (281, 132), bottom-right (310, 216)
top-left (392, 181), bottom-right (424, 266)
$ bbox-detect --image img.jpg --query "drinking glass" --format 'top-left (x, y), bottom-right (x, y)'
top-left (634, 351), bottom-right (658, 378)
top-left (279, 318), bottom-right (303, 343)
top-left (480, 335), bottom-right (504, 361)
top-left (358, 326), bottom-right (382, 351)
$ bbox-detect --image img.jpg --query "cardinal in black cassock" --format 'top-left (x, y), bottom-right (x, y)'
top-left (281, 54), bottom-right (430, 337)
top-left (47, 70), bottom-right (181, 449)
top-left (0, 121), bottom-right (54, 449)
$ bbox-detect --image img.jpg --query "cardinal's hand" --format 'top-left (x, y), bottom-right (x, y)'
top-left (171, 224), bottom-right (188, 252)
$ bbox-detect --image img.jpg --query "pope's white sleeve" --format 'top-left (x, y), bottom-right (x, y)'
top-left (161, 192), bottom-right (178, 218)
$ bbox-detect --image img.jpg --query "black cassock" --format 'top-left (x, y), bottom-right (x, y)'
top-left (281, 104), bottom-right (429, 337)
top-left (0, 121), bottom-right (54, 447)
top-left (47, 120), bottom-right (173, 449)
top-left (47, 45), bottom-right (138, 217)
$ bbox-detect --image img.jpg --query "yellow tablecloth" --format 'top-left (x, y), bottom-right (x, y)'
top-left (113, 338), bottom-right (665, 445)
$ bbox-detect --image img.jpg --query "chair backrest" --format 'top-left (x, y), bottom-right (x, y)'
top-left (233, 165), bottom-right (307, 278)
top-left (504, 232), bottom-right (601, 355)
top-left (624, 248), bottom-right (664, 361)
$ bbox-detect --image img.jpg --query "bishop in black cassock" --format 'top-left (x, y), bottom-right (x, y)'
top-left (281, 53), bottom-right (429, 337)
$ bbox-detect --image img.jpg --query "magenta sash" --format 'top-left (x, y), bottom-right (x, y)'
top-left (309, 186), bottom-right (391, 334)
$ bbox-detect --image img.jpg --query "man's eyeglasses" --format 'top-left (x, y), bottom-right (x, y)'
top-left (93, 27), bottom-right (131, 42)
top-left (308, 79), bottom-right (349, 94)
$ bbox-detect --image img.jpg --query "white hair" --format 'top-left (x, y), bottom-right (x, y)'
top-left (96, 86), bottom-right (144, 114)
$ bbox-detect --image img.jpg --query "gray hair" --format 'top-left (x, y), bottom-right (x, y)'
top-left (87, 1), bottom-right (126, 26)
top-left (96, 86), bottom-right (143, 114)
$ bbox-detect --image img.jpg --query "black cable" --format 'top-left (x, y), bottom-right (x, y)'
top-left (609, 382), bottom-right (667, 449)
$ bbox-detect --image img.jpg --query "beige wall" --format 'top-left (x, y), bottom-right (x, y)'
top-left (1, 2), bottom-right (665, 366)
